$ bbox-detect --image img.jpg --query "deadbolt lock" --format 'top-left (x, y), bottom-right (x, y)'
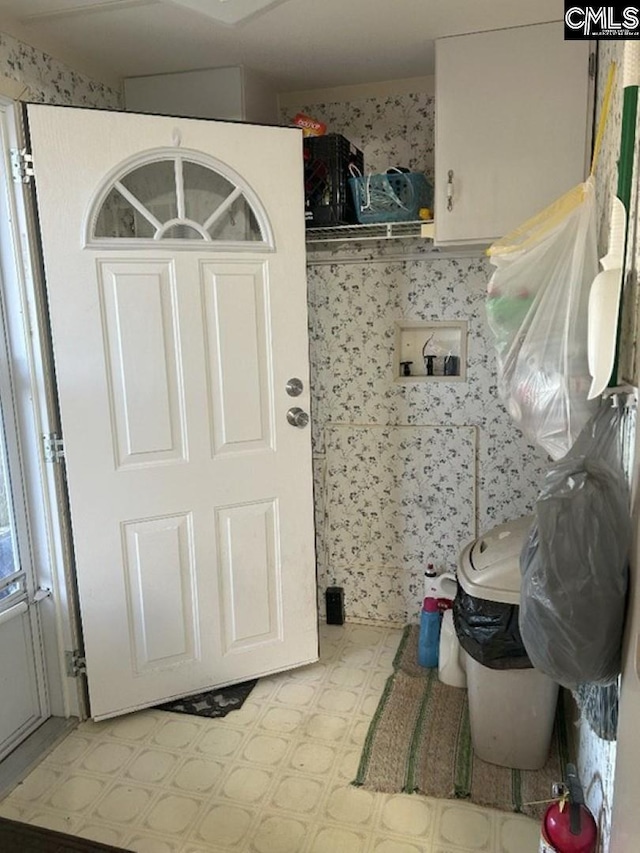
top-left (286, 378), bottom-right (304, 397)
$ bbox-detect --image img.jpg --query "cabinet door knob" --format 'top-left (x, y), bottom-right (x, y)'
top-left (447, 170), bottom-right (454, 212)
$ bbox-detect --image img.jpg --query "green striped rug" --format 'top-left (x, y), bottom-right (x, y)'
top-left (353, 625), bottom-right (570, 819)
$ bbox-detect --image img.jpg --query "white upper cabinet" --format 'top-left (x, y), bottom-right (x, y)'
top-left (434, 22), bottom-right (592, 246)
top-left (124, 66), bottom-right (277, 125)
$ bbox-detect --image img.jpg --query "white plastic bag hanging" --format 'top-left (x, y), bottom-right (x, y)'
top-left (486, 180), bottom-right (599, 459)
top-left (485, 64), bottom-right (615, 460)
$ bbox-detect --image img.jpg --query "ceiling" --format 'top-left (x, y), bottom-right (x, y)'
top-left (0, 0), bottom-right (563, 93)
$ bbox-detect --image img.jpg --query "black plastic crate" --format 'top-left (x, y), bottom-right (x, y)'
top-left (303, 134), bottom-right (364, 227)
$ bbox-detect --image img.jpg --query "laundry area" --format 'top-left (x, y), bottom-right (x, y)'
top-left (0, 3), bottom-right (639, 853)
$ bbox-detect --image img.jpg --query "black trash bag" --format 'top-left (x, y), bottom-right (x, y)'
top-left (453, 586), bottom-right (532, 670)
top-left (519, 401), bottom-right (631, 688)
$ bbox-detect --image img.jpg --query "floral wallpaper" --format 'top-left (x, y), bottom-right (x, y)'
top-left (0, 31), bottom-right (120, 108)
top-left (284, 89), bottom-right (550, 628)
top-left (326, 424), bottom-right (476, 623)
top-left (306, 252), bottom-right (548, 624)
top-left (281, 92), bottom-right (434, 180)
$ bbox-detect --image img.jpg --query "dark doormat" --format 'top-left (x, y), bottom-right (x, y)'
top-left (154, 679), bottom-right (257, 718)
top-left (0, 816), bottom-right (130, 852)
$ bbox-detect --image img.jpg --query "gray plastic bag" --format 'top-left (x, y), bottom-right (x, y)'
top-left (519, 401), bottom-right (630, 688)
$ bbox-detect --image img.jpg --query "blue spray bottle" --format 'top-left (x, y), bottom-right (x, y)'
top-left (418, 596), bottom-right (442, 668)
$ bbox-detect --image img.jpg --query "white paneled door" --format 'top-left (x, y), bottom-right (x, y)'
top-left (26, 105), bottom-right (317, 719)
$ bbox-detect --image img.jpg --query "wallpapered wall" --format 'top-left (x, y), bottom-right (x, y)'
top-left (306, 253), bottom-right (551, 624)
top-left (281, 93), bottom-right (550, 624)
top-left (0, 31), bottom-right (120, 107)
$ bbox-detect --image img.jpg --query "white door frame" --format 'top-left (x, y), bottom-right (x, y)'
top-left (0, 90), bottom-right (86, 723)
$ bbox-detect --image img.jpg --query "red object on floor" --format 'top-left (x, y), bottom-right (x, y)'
top-left (541, 800), bottom-right (598, 853)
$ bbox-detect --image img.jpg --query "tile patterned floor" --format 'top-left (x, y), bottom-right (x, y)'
top-left (0, 623), bottom-right (541, 852)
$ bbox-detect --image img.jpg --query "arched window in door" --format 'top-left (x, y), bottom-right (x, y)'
top-left (88, 150), bottom-right (272, 248)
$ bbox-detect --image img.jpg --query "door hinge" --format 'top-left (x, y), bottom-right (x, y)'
top-left (10, 147), bottom-right (34, 184)
top-left (31, 587), bottom-right (51, 605)
top-left (65, 650), bottom-right (87, 678)
top-left (43, 433), bottom-right (65, 464)
top-left (589, 52), bottom-right (596, 79)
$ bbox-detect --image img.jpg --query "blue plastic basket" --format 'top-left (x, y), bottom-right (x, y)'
top-left (349, 171), bottom-right (433, 223)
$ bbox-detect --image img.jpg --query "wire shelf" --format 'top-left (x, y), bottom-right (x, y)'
top-left (305, 220), bottom-right (434, 244)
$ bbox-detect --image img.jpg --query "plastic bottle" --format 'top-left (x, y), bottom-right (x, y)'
top-left (423, 563), bottom-right (438, 598)
top-left (434, 572), bottom-right (458, 600)
top-left (425, 566), bottom-right (458, 601)
top-left (418, 597), bottom-right (442, 668)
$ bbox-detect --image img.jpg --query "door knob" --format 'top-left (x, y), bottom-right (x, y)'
top-left (286, 407), bottom-right (309, 428)
top-left (286, 378), bottom-right (304, 397)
